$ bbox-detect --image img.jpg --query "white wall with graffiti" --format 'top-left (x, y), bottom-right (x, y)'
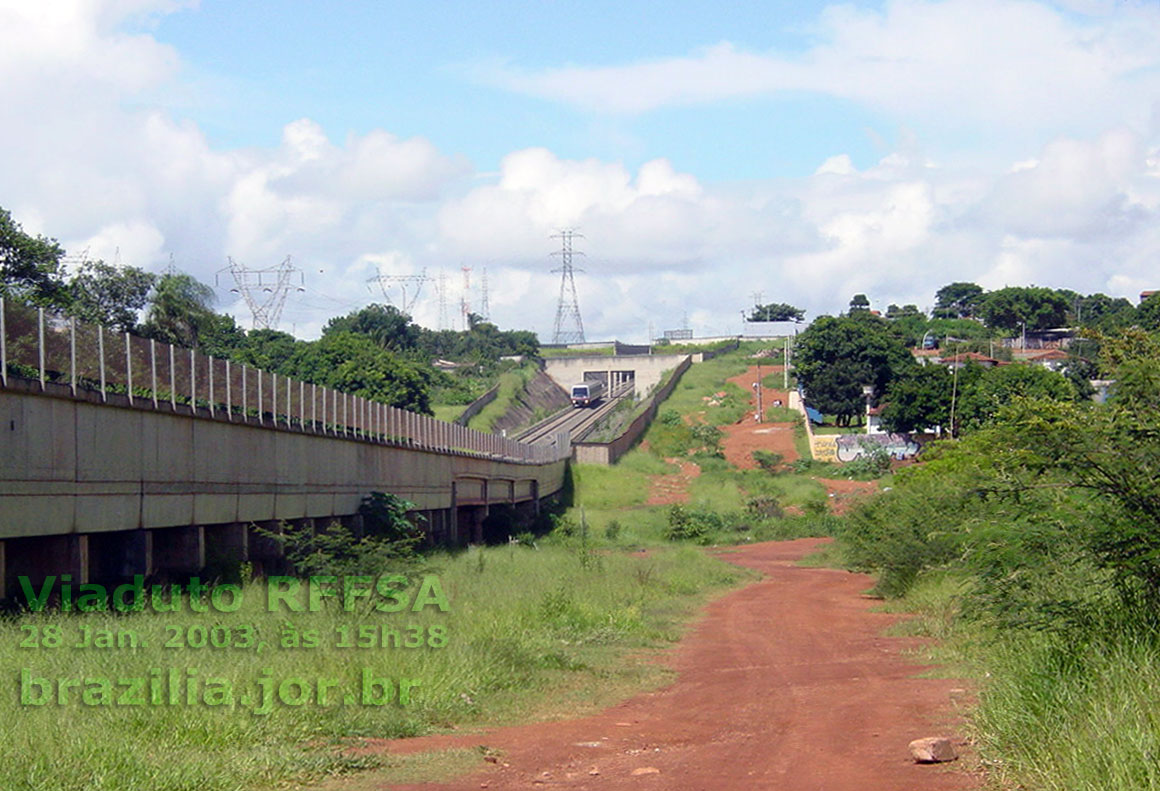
top-left (810, 433), bottom-right (921, 463)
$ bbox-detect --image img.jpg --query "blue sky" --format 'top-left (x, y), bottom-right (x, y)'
top-left (2, 0), bottom-right (1159, 340)
top-left (149, 0), bottom-right (885, 180)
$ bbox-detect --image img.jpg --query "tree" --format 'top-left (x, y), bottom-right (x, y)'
top-left (289, 331), bottom-right (432, 413)
top-left (933, 282), bottom-right (985, 319)
top-left (879, 364), bottom-right (954, 433)
top-left (140, 273), bottom-right (218, 348)
top-left (749, 302), bottom-right (805, 322)
top-left (1136, 294), bottom-right (1160, 332)
top-left (955, 363), bottom-right (1074, 431)
top-left (229, 328), bottom-right (302, 371)
top-left (323, 303), bottom-right (420, 354)
top-left (848, 293), bottom-right (871, 313)
top-left (68, 260), bottom-right (156, 331)
top-left (794, 314), bottom-right (916, 425)
top-left (978, 286), bottom-right (1070, 332)
top-left (0, 207), bottom-right (69, 307)
top-left (885, 304), bottom-right (922, 319)
top-left (1073, 293), bottom-right (1135, 331)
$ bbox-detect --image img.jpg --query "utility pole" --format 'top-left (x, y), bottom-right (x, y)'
top-left (753, 361), bottom-right (763, 423)
top-left (784, 335), bottom-right (790, 390)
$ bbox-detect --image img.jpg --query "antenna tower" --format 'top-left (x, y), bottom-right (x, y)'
top-left (367, 267), bottom-right (430, 315)
top-left (216, 255), bottom-right (305, 330)
top-left (550, 229), bottom-right (585, 344)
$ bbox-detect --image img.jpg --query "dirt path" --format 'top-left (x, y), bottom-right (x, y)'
top-left (646, 459), bottom-right (702, 505)
top-left (720, 365), bottom-right (799, 470)
top-left (353, 539), bottom-right (977, 791)
top-left (818, 477), bottom-right (883, 515)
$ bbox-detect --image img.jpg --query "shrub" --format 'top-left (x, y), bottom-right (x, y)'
top-left (751, 450), bottom-right (784, 473)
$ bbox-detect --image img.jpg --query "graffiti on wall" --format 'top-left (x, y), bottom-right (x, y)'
top-left (834, 433), bottom-right (920, 462)
top-left (811, 435), bottom-right (839, 462)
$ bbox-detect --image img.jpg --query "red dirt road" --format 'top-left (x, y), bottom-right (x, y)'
top-left (364, 539), bottom-right (977, 791)
top-left (720, 365), bottom-right (799, 470)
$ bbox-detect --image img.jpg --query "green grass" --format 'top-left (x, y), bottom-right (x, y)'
top-left (539, 347), bottom-right (616, 358)
top-left (431, 404), bottom-right (465, 423)
top-left (466, 364), bottom-right (535, 432)
top-left (812, 424), bottom-right (865, 435)
top-left (0, 544), bottom-right (747, 791)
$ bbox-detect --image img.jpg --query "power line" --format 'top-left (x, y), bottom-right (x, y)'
top-left (550, 229), bottom-right (585, 344)
top-left (216, 255), bottom-right (305, 330)
top-left (366, 267), bottom-right (430, 315)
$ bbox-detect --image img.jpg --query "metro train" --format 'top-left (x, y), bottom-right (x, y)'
top-left (570, 380), bottom-right (605, 408)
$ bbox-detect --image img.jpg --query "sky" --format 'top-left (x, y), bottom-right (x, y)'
top-left (2, 0), bottom-right (1160, 342)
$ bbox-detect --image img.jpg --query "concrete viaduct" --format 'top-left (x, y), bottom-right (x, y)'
top-left (0, 379), bottom-right (567, 595)
top-left (0, 296), bottom-right (570, 599)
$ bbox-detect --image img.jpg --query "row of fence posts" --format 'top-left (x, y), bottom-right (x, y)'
top-left (0, 298), bottom-right (565, 464)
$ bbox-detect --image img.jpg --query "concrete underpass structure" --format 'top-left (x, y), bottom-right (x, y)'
top-left (542, 353), bottom-right (691, 399)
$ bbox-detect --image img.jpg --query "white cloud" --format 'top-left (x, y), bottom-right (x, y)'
top-left (477, 0), bottom-right (1160, 139)
top-left (3, 0), bottom-right (1160, 344)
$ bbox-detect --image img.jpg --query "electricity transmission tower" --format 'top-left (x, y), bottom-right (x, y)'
top-left (367, 267), bottom-right (430, 315)
top-left (216, 255), bottom-right (305, 330)
top-left (460, 265), bottom-right (472, 329)
top-left (551, 229), bottom-right (585, 344)
top-left (480, 266), bottom-right (490, 322)
top-left (435, 270), bottom-right (450, 330)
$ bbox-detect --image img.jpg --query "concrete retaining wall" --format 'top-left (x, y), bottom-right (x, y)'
top-left (453, 384), bottom-right (499, 426)
top-left (542, 353), bottom-right (691, 400)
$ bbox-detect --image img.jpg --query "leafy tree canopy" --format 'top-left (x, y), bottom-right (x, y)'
top-left (289, 331), bottom-right (432, 413)
top-left (933, 281), bottom-right (985, 319)
top-left (68, 260), bottom-right (156, 332)
top-left (323, 303), bottom-right (419, 354)
top-left (794, 314), bottom-right (915, 425)
top-left (0, 207), bottom-right (68, 307)
top-left (978, 286), bottom-right (1070, 332)
top-left (140, 273), bottom-right (218, 348)
top-left (749, 302), bottom-right (805, 322)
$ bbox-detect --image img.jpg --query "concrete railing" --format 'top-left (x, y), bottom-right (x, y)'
top-left (0, 298), bottom-right (568, 465)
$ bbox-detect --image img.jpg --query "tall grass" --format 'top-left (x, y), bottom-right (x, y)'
top-left (0, 544), bottom-right (744, 791)
top-left (973, 626), bottom-right (1160, 791)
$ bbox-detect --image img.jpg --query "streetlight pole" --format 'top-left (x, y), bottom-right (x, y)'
top-left (753, 360), bottom-right (763, 423)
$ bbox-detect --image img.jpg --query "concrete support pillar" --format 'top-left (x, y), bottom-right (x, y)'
top-left (151, 525), bottom-right (205, 575)
top-left (475, 481), bottom-right (488, 544)
top-left (449, 482), bottom-right (459, 547)
top-left (204, 522), bottom-right (249, 581)
top-left (4, 534), bottom-right (88, 599)
top-left (88, 529), bottom-right (152, 582)
top-left (0, 540), bottom-right (6, 599)
top-left (247, 520), bottom-right (285, 576)
top-left (533, 479), bottom-right (541, 517)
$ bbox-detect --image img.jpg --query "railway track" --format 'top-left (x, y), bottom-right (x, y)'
top-left (515, 381), bottom-right (634, 445)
